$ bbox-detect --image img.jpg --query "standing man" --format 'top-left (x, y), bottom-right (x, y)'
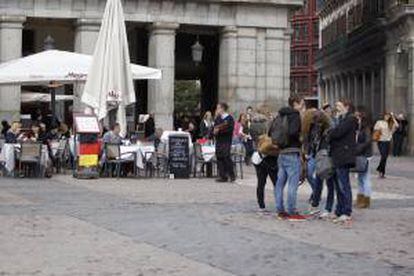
top-left (214, 102), bottom-right (235, 182)
top-left (273, 95), bottom-right (306, 221)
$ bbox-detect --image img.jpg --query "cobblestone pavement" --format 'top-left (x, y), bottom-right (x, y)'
top-left (0, 156), bottom-right (413, 276)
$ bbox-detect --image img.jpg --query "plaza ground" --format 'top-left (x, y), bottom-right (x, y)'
top-left (0, 156), bottom-right (413, 276)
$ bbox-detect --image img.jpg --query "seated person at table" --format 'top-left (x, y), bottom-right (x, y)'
top-left (103, 123), bottom-right (123, 145)
top-left (43, 124), bottom-right (60, 142)
top-left (58, 123), bottom-right (71, 139)
top-left (5, 121), bottom-right (23, 143)
top-left (22, 123), bottom-right (43, 142)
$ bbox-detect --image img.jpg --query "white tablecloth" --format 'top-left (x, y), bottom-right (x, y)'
top-left (120, 144), bottom-right (155, 169)
top-left (0, 143), bottom-right (51, 173)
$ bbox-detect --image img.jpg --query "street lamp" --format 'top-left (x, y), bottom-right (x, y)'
top-left (191, 36), bottom-right (204, 65)
top-left (43, 35), bottom-right (55, 51)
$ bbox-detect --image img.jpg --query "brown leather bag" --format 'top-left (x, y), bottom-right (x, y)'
top-left (372, 130), bottom-right (381, 142)
top-left (257, 134), bottom-right (280, 156)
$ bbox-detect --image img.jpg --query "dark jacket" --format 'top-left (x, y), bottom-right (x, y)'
top-left (214, 114), bottom-right (234, 157)
top-left (278, 107), bottom-right (302, 151)
top-left (356, 122), bottom-right (373, 157)
top-left (329, 112), bottom-right (358, 168)
top-left (5, 131), bottom-right (18, 143)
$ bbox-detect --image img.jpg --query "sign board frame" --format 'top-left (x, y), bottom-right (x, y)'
top-left (168, 135), bottom-right (191, 179)
top-left (73, 114), bottom-right (100, 134)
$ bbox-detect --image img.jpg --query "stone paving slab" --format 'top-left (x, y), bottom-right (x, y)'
top-left (0, 157), bottom-right (413, 275)
top-left (0, 215), bottom-right (235, 276)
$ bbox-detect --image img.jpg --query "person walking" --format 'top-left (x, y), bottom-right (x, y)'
top-left (252, 112), bottom-right (278, 212)
top-left (393, 113), bottom-right (408, 157)
top-left (214, 102), bottom-right (236, 182)
top-left (374, 113), bottom-right (399, 178)
top-left (329, 99), bottom-right (357, 224)
top-left (355, 107), bottom-right (373, 209)
top-left (272, 95), bottom-right (306, 221)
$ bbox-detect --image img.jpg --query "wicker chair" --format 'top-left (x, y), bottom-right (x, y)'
top-left (18, 142), bottom-right (43, 177)
top-left (103, 143), bottom-right (136, 178)
top-left (231, 144), bottom-right (245, 179)
top-left (193, 143), bottom-right (212, 178)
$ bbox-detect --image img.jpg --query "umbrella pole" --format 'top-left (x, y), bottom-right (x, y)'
top-left (49, 86), bottom-right (56, 120)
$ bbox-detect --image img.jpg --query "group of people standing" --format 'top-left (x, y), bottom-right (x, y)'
top-left (216, 95), bottom-right (407, 225)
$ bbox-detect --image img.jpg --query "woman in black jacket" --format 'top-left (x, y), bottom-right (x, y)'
top-left (329, 99), bottom-right (357, 224)
top-left (355, 107), bottom-right (373, 209)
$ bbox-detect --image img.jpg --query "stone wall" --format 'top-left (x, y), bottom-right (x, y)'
top-left (0, 0), bottom-right (302, 129)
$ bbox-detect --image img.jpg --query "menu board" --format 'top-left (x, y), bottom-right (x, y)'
top-left (74, 115), bottom-right (100, 134)
top-left (168, 135), bottom-right (190, 178)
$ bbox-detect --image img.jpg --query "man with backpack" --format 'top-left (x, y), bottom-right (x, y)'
top-left (271, 95), bottom-right (306, 221)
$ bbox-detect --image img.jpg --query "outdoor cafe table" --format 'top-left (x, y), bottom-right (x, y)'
top-left (0, 143), bottom-right (52, 173)
top-left (119, 143), bottom-right (155, 169)
top-left (200, 143), bottom-right (244, 162)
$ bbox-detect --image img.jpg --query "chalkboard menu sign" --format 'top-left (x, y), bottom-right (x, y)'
top-left (168, 135), bottom-right (190, 178)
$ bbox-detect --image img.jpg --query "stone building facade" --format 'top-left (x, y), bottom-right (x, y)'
top-left (317, 0), bottom-right (414, 154)
top-left (0, 0), bottom-right (302, 130)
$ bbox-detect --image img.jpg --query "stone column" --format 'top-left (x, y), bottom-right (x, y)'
top-left (347, 73), bottom-right (352, 100)
top-left (234, 27), bottom-right (257, 112)
top-left (219, 26), bottom-right (238, 108)
top-left (265, 28), bottom-right (287, 111)
top-left (370, 70), bottom-right (376, 115)
top-left (353, 74), bottom-right (359, 105)
top-left (362, 71), bottom-right (367, 107)
top-left (385, 45), bottom-right (397, 112)
top-left (406, 39), bottom-right (414, 154)
top-left (148, 22), bottom-right (178, 131)
top-left (380, 65), bottom-right (385, 114)
top-left (73, 18), bottom-right (101, 112)
top-left (0, 15), bottom-right (25, 123)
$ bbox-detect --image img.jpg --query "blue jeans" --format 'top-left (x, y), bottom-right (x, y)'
top-left (357, 159), bottom-right (372, 197)
top-left (275, 153), bottom-right (301, 214)
top-left (334, 167), bottom-right (353, 217)
top-left (307, 156), bottom-right (335, 212)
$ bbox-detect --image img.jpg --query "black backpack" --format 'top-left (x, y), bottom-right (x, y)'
top-left (270, 114), bottom-right (289, 148)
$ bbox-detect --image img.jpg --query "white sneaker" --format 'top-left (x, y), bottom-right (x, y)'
top-left (304, 206), bottom-right (321, 216)
top-left (333, 215), bottom-right (352, 224)
top-left (319, 210), bottom-right (332, 220)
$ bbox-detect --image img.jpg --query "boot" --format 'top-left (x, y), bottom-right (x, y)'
top-left (356, 194), bottom-right (364, 208)
top-left (364, 196), bottom-right (371, 208)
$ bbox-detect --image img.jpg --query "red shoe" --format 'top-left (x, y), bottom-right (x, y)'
top-left (277, 211), bottom-right (289, 220)
top-left (287, 213), bottom-right (308, 222)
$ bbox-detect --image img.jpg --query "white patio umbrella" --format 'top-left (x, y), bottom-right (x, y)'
top-left (21, 91), bottom-right (74, 103)
top-left (81, 0), bottom-right (137, 136)
top-left (0, 50), bottom-right (161, 85)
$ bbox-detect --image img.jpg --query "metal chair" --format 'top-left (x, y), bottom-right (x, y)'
top-left (103, 143), bottom-right (136, 178)
top-left (144, 142), bottom-right (168, 178)
top-left (231, 144), bottom-right (245, 179)
top-left (193, 143), bottom-right (212, 178)
top-left (54, 139), bottom-right (70, 173)
top-left (18, 142), bottom-right (43, 177)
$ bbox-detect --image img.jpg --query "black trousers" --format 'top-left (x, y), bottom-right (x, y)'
top-left (377, 141), bottom-right (390, 175)
top-left (393, 133), bottom-right (404, 156)
top-left (254, 157), bottom-right (278, 209)
top-left (216, 142), bottom-right (235, 180)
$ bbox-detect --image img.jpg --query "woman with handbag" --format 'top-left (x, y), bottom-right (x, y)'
top-left (355, 107), bottom-right (373, 208)
top-left (373, 113), bottom-right (399, 178)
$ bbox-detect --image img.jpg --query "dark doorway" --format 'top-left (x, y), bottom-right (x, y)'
top-left (175, 30), bottom-right (219, 114)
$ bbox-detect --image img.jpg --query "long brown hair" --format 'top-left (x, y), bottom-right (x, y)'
top-left (384, 112), bottom-right (394, 130)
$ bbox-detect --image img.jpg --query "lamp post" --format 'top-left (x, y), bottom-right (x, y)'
top-left (191, 36), bottom-right (204, 65)
top-left (43, 35), bottom-right (59, 120)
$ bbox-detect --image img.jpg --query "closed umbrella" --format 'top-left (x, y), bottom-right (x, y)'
top-left (81, 0), bottom-right (136, 136)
